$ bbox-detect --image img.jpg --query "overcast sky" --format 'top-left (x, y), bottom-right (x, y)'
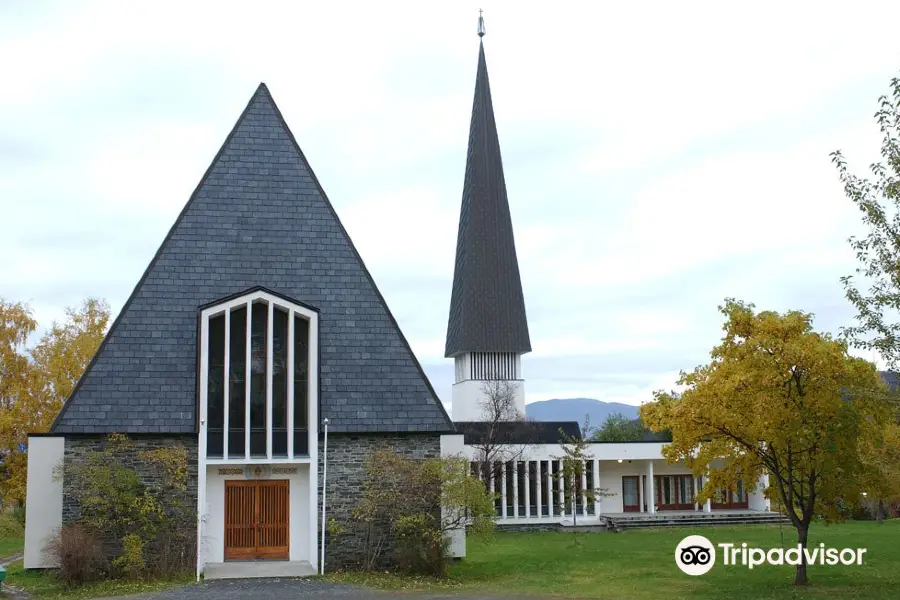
top-left (2, 1), bottom-right (899, 410)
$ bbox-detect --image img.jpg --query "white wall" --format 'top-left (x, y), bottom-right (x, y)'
top-left (24, 436), bottom-right (64, 569)
top-left (451, 379), bottom-right (525, 421)
top-left (441, 434), bottom-right (466, 558)
top-left (202, 464), bottom-right (311, 565)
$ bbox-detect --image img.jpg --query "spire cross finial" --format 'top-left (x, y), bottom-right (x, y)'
top-left (477, 9), bottom-right (485, 37)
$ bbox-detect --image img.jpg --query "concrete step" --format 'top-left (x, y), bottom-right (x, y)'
top-left (613, 515), bottom-right (789, 529)
top-left (204, 560), bottom-right (316, 580)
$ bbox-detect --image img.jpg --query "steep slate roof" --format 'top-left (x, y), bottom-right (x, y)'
top-left (51, 84), bottom-right (454, 435)
top-left (444, 39), bottom-right (531, 358)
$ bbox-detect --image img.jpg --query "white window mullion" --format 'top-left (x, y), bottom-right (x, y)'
top-left (287, 309), bottom-right (295, 459)
top-left (245, 301), bottom-right (252, 460)
top-left (223, 308), bottom-right (230, 458)
top-left (266, 301), bottom-right (274, 459)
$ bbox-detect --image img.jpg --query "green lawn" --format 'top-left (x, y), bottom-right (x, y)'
top-left (330, 520), bottom-right (900, 599)
top-left (0, 537), bottom-right (24, 560)
top-left (3, 565), bottom-right (193, 599)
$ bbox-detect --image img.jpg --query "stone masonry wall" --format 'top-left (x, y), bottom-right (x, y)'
top-left (62, 435), bottom-right (198, 561)
top-left (318, 433), bottom-right (441, 570)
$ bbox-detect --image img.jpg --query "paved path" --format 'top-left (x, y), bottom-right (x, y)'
top-left (103, 578), bottom-right (536, 600)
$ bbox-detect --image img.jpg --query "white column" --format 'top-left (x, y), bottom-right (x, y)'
top-left (501, 463), bottom-right (508, 519)
top-left (703, 470), bottom-right (712, 513)
top-left (593, 459), bottom-right (600, 515)
top-left (580, 461), bottom-right (587, 517)
top-left (266, 301), bottom-right (274, 459)
top-left (762, 472), bottom-right (771, 511)
top-left (647, 461), bottom-right (655, 514)
top-left (557, 460), bottom-right (565, 515)
top-left (222, 308), bottom-right (230, 458)
top-left (524, 461), bottom-right (531, 519)
top-left (694, 477), bottom-right (700, 511)
top-left (512, 462), bottom-right (519, 518)
top-left (545, 461), bottom-right (553, 516)
top-left (287, 310), bottom-right (294, 458)
top-left (244, 301), bottom-right (252, 459)
top-left (536, 461), bottom-right (543, 517)
top-left (640, 474), bottom-right (645, 513)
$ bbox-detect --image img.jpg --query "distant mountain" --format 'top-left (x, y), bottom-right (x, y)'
top-left (525, 398), bottom-right (639, 430)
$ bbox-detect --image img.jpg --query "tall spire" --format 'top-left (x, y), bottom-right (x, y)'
top-left (445, 16), bottom-right (531, 358)
top-left (477, 9), bottom-right (485, 37)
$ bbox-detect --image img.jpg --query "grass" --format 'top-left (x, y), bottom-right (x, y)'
top-left (327, 520), bottom-right (900, 599)
top-left (3, 564), bottom-right (193, 599)
top-left (0, 537), bottom-right (24, 559)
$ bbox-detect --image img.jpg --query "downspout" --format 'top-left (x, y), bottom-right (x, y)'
top-left (320, 418), bottom-right (329, 575)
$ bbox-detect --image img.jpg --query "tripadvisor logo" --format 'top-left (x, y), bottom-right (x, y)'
top-left (675, 535), bottom-right (868, 576)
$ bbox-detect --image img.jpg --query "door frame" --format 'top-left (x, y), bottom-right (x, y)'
top-left (655, 474), bottom-right (695, 511)
top-left (622, 475), bottom-right (641, 512)
top-left (711, 481), bottom-right (749, 510)
top-left (224, 479), bottom-right (290, 560)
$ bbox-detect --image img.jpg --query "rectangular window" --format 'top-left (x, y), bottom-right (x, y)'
top-left (250, 302), bottom-right (268, 457)
top-left (272, 308), bottom-right (289, 457)
top-left (228, 307), bottom-right (247, 457)
top-left (293, 315), bottom-right (309, 455)
top-left (206, 314), bottom-right (225, 457)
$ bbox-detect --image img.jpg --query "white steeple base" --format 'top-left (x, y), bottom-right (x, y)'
top-left (450, 379), bottom-right (525, 422)
top-left (450, 352), bottom-right (526, 422)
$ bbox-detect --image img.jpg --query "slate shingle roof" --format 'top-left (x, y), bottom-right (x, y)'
top-left (444, 40), bottom-right (531, 358)
top-left (454, 421), bottom-right (581, 445)
top-left (51, 83), bottom-right (454, 435)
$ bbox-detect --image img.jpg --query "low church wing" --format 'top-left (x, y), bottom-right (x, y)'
top-left (51, 83), bottom-right (454, 435)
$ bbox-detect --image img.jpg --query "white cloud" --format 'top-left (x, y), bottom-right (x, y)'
top-left (2, 1), bottom-right (899, 407)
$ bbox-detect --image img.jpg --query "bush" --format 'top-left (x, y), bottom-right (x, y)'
top-left (352, 451), bottom-right (494, 576)
top-left (44, 524), bottom-right (106, 588)
top-left (0, 511), bottom-right (24, 537)
top-left (112, 533), bottom-right (146, 579)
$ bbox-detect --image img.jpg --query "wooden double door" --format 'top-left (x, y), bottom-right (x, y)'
top-left (224, 480), bottom-right (289, 560)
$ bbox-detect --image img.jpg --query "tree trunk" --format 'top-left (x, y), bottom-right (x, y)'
top-left (794, 525), bottom-right (809, 585)
top-left (877, 499), bottom-right (885, 524)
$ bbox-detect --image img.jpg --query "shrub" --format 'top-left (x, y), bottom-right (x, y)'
top-left (111, 533), bottom-right (146, 579)
top-left (44, 524), bottom-right (106, 588)
top-left (0, 511), bottom-right (25, 538)
top-left (61, 434), bottom-right (195, 577)
top-left (352, 451), bottom-right (494, 575)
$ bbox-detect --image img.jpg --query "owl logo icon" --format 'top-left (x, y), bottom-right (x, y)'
top-left (675, 535), bottom-right (716, 575)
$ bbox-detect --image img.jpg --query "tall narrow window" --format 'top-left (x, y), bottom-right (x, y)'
top-left (250, 302), bottom-right (268, 457)
top-left (228, 307), bottom-right (247, 457)
top-left (207, 314), bottom-right (225, 457)
top-left (272, 308), bottom-right (289, 456)
top-left (293, 315), bottom-right (309, 455)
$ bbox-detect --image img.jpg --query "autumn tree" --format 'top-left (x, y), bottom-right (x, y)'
top-left (834, 74), bottom-right (900, 368)
top-left (640, 300), bottom-right (894, 586)
top-left (0, 297), bottom-right (110, 504)
top-left (833, 72), bottom-right (900, 518)
top-left (0, 300), bottom-right (38, 505)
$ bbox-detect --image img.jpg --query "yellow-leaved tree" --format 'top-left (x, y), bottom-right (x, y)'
top-left (0, 297), bottom-right (110, 505)
top-left (640, 299), bottom-right (896, 586)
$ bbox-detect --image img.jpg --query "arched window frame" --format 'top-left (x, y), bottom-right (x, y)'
top-left (198, 289), bottom-right (318, 463)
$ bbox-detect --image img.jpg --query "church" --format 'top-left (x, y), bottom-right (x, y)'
top-left (23, 19), bottom-right (771, 578)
